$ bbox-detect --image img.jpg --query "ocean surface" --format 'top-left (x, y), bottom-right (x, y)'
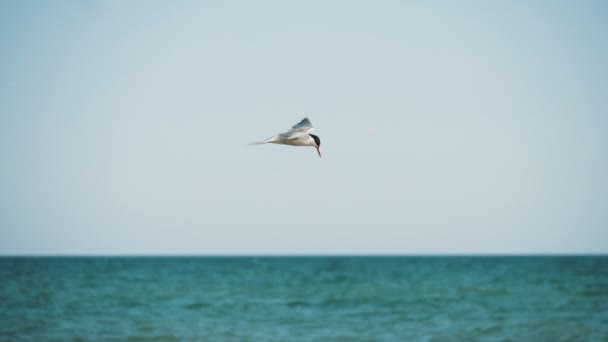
top-left (1, 256), bottom-right (607, 341)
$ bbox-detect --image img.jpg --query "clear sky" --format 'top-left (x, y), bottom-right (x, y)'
top-left (1, 1), bottom-right (607, 255)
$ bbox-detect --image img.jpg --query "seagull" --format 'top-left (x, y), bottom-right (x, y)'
top-left (250, 118), bottom-right (322, 157)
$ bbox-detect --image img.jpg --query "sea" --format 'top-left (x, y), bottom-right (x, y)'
top-left (1, 256), bottom-right (606, 341)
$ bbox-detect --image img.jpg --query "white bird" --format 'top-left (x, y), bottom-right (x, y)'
top-left (250, 118), bottom-right (322, 157)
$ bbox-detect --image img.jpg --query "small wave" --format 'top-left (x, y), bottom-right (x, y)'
top-left (184, 302), bottom-right (210, 310)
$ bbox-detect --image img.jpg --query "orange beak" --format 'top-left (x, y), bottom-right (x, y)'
top-left (316, 147), bottom-right (322, 157)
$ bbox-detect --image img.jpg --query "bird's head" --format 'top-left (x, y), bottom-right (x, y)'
top-left (310, 134), bottom-right (321, 157)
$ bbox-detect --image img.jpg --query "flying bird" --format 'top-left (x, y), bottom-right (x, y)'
top-left (250, 118), bottom-right (322, 157)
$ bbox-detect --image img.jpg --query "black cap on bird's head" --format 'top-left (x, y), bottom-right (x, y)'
top-left (310, 134), bottom-right (321, 157)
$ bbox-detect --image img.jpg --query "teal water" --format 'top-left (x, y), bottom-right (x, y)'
top-left (1, 257), bottom-right (607, 341)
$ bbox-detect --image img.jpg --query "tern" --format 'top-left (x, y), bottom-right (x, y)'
top-left (250, 118), bottom-right (322, 157)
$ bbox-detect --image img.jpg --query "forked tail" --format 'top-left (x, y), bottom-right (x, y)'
top-left (248, 136), bottom-right (275, 145)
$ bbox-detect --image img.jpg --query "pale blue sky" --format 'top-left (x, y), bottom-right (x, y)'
top-left (1, 1), bottom-right (607, 254)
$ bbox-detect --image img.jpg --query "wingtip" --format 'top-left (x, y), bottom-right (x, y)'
top-left (293, 117), bottom-right (313, 129)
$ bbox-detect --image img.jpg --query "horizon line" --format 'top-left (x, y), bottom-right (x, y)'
top-left (1, 253), bottom-right (607, 258)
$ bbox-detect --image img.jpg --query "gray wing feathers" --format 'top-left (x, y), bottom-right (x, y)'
top-left (292, 118), bottom-right (313, 130)
top-left (278, 131), bottom-right (307, 140)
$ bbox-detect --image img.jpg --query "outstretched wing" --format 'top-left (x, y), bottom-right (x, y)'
top-left (290, 117), bottom-right (314, 133)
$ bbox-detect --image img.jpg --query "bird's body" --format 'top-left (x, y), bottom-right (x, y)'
top-left (250, 118), bottom-right (322, 157)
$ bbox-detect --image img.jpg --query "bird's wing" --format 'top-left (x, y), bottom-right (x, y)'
top-left (289, 117), bottom-right (314, 133)
top-left (278, 131), bottom-right (308, 140)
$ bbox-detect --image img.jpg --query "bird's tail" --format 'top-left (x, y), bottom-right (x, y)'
top-left (248, 136), bottom-right (275, 145)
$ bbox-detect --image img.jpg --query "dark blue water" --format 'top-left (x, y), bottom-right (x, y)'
top-left (1, 257), bottom-right (607, 341)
